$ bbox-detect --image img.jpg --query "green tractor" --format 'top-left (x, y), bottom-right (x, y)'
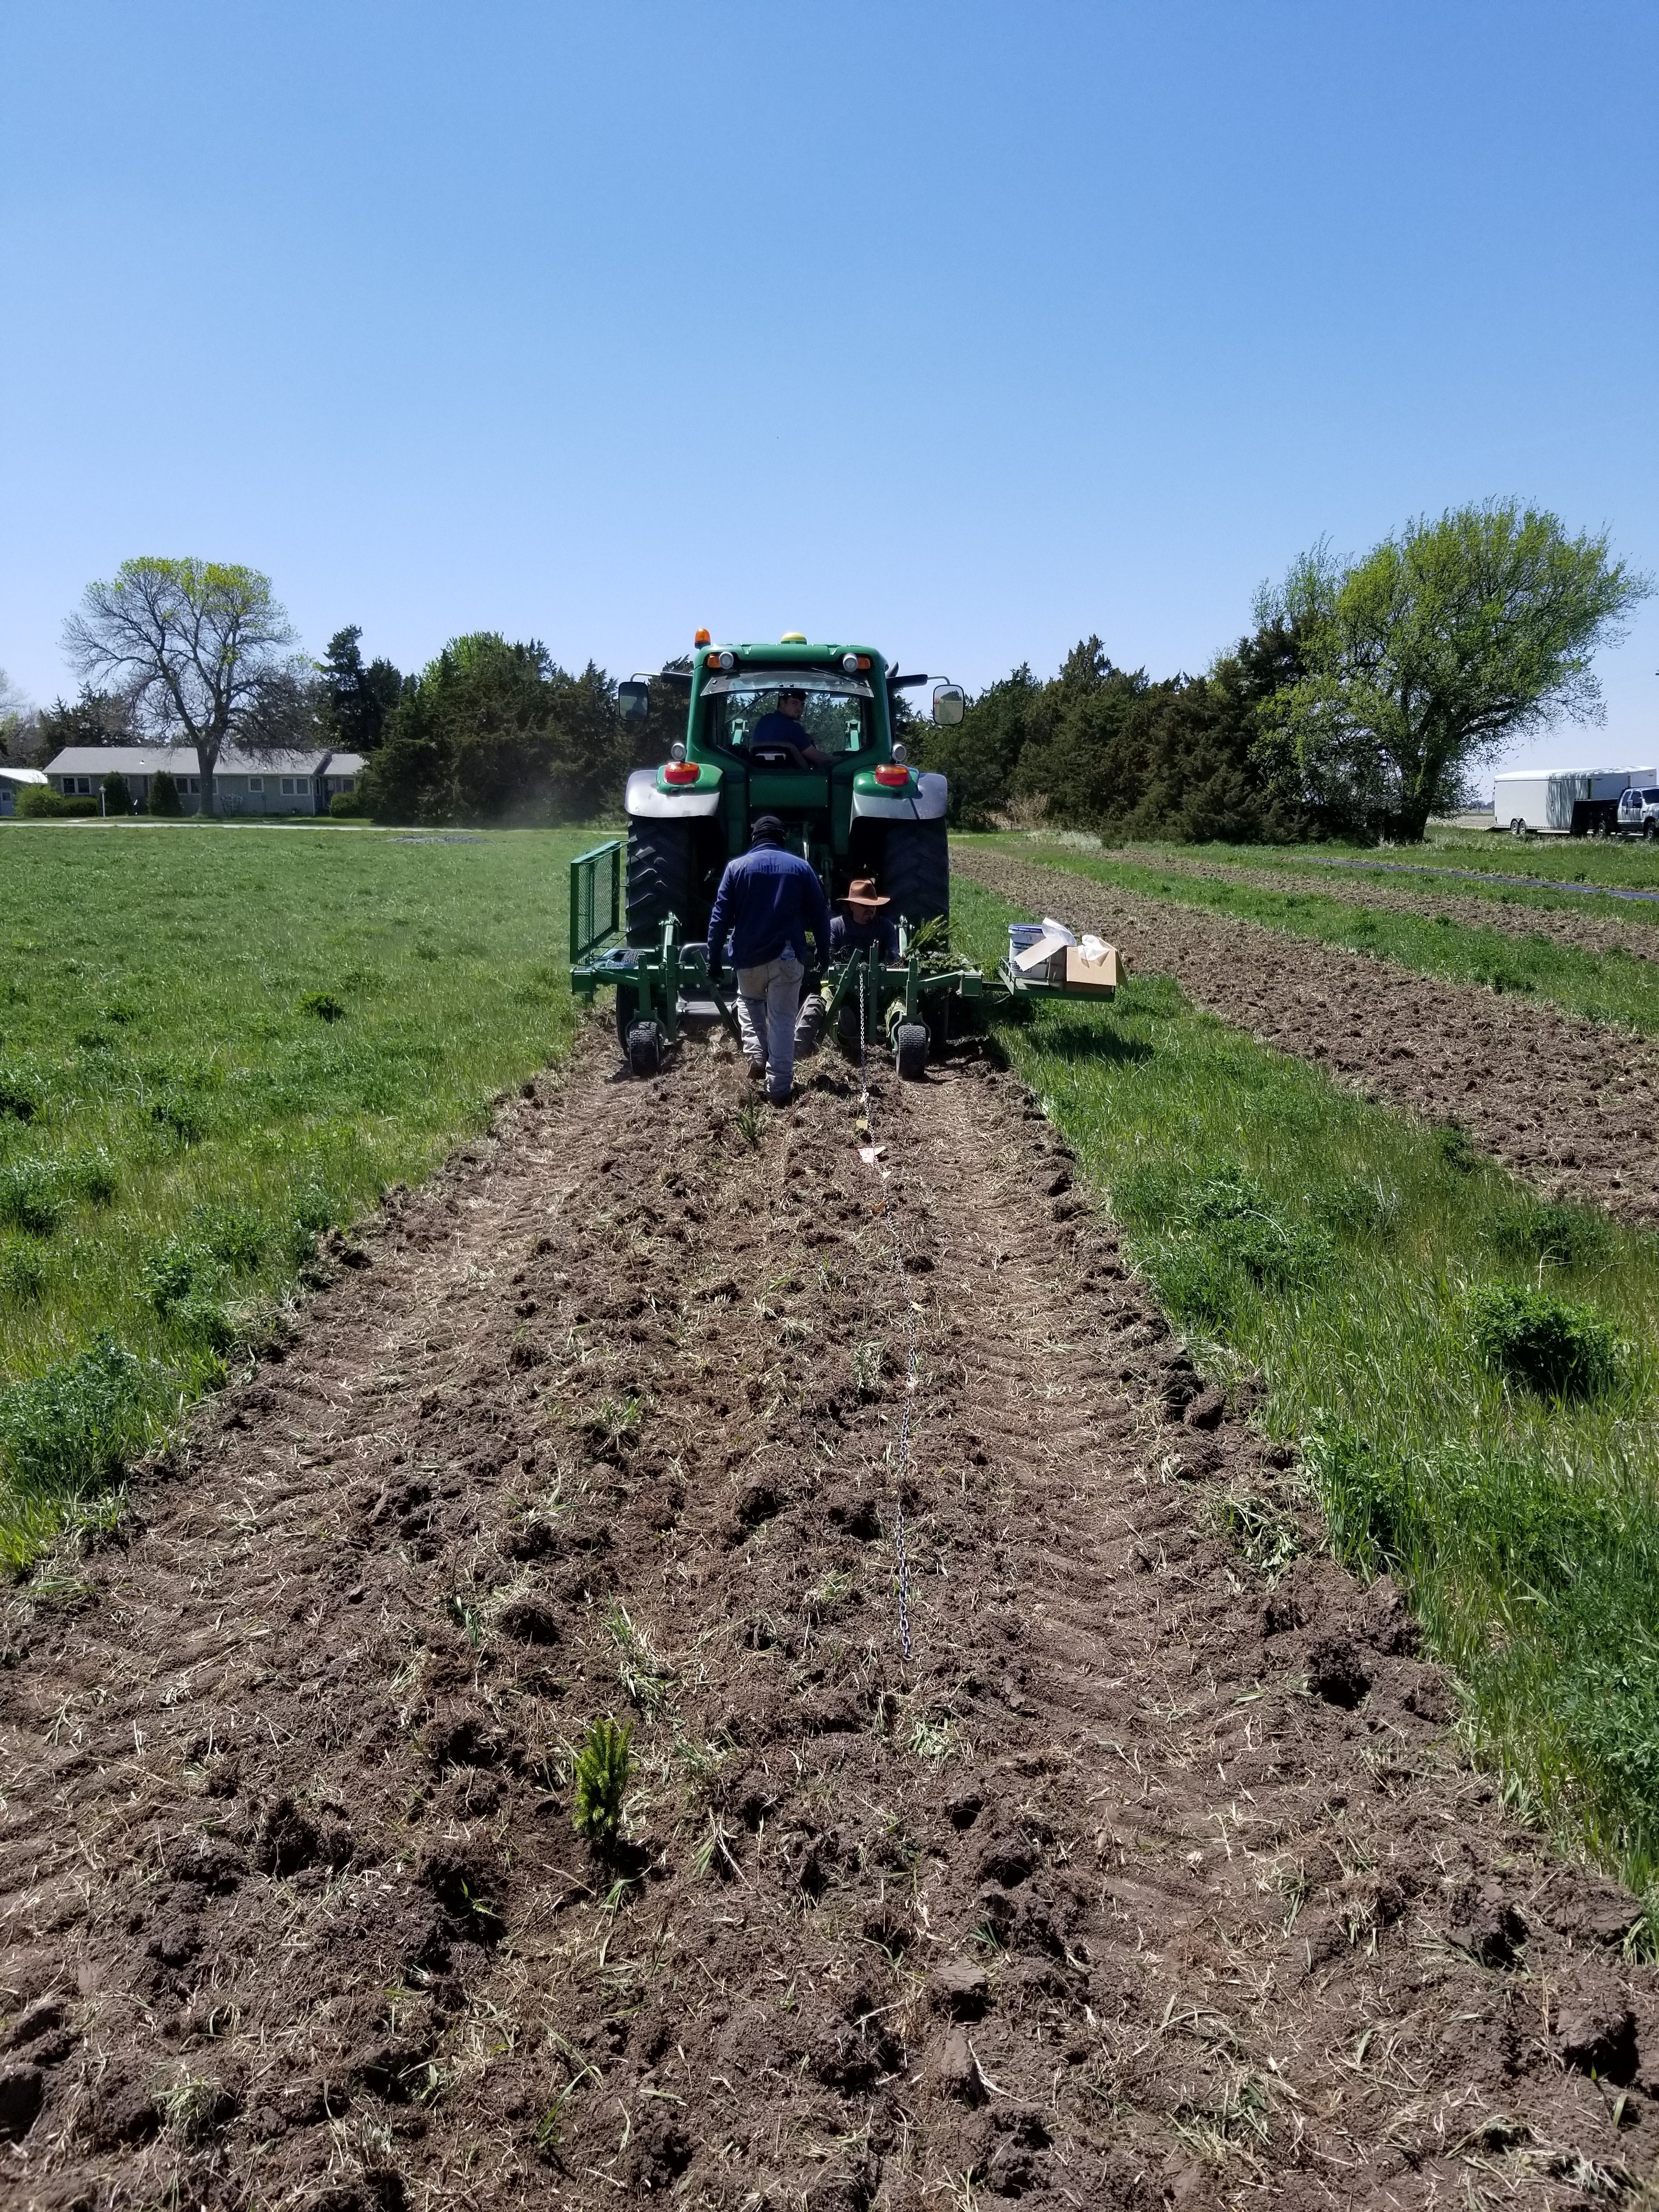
top-left (569, 632), bottom-right (1110, 1078)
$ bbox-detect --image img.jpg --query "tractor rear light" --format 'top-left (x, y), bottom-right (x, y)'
top-left (874, 764), bottom-right (910, 788)
top-left (842, 652), bottom-right (857, 673)
top-left (718, 649), bottom-right (736, 670)
top-left (705, 652), bottom-right (721, 667)
top-left (663, 761), bottom-right (700, 785)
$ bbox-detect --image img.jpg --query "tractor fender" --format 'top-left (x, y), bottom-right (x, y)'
top-left (849, 771), bottom-right (949, 823)
top-left (624, 767), bottom-right (723, 820)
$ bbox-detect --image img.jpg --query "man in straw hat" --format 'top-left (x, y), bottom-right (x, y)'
top-left (831, 878), bottom-right (899, 962)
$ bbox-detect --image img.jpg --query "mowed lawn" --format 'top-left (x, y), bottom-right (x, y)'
top-left (0, 822), bottom-right (600, 1563)
top-left (953, 872), bottom-right (1659, 1912)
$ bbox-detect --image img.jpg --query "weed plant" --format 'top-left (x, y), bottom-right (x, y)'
top-left (953, 872), bottom-right (1659, 1897)
top-left (966, 835), bottom-right (1659, 1036)
top-left (0, 823), bottom-right (594, 1561)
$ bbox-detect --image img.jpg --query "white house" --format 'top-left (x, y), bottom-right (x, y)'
top-left (41, 746), bottom-right (367, 817)
top-left (0, 766), bottom-right (48, 818)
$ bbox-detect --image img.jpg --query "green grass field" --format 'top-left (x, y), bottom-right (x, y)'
top-left (1018, 824), bottom-right (1659, 915)
top-left (964, 833), bottom-right (1659, 1034)
top-left (0, 821), bottom-right (595, 1564)
top-left (955, 873), bottom-right (1659, 1911)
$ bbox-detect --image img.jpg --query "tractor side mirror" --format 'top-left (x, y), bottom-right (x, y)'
top-left (932, 683), bottom-right (966, 728)
top-left (618, 676), bottom-right (652, 722)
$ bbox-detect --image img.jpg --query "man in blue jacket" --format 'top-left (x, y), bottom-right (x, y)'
top-left (707, 815), bottom-right (832, 1104)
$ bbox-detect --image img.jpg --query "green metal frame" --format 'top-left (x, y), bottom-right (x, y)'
top-left (568, 846), bottom-right (1111, 1057)
top-left (569, 840), bottom-right (623, 964)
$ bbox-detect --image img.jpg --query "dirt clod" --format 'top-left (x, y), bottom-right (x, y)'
top-left (0, 2059), bottom-right (44, 2140)
top-left (1556, 1982), bottom-right (1639, 2081)
top-left (930, 1957), bottom-right (989, 2019)
top-left (1182, 1384), bottom-right (1226, 1430)
top-left (938, 2023), bottom-right (984, 2104)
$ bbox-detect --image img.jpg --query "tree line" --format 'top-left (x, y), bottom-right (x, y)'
top-left (918, 502), bottom-right (1649, 844)
top-left (1, 502), bottom-right (1646, 840)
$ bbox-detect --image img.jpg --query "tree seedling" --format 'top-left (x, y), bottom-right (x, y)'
top-left (572, 1715), bottom-right (634, 1848)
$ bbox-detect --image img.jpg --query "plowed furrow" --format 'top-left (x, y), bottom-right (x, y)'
top-left (0, 1030), bottom-right (1650, 2210)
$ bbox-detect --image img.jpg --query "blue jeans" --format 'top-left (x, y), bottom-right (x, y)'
top-left (737, 955), bottom-right (804, 1102)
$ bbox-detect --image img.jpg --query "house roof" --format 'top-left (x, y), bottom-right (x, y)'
top-left (0, 765), bottom-right (48, 786)
top-left (44, 745), bottom-right (340, 778)
top-left (324, 753), bottom-right (366, 776)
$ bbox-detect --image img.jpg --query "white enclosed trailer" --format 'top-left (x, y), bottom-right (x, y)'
top-left (1491, 768), bottom-right (1655, 837)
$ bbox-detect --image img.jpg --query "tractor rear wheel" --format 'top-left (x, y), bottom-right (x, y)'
top-left (625, 819), bottom-right (695, 940)
top-left (882, 820), bottom-right (950, 929)
top-left (614, 980), bottom-right (639, 1054)
top-left (894, 1022), bottom-right (929, 1080)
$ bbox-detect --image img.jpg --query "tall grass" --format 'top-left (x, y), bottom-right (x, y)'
top-left (964, 834), bottom-right (1659, 1034)
top-left (0, 821), bottom-right (595, 1560)
top-left (953, 871), bottom-right (1659, 1898)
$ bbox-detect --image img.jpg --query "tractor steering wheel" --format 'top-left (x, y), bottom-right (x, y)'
top-left (749, 740), bottom-right (814, 771)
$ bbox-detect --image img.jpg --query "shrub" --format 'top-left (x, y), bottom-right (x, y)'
top-left (1469, 1283), bottom-right (1623, 1402)
top-left (0, 1079), bottom-right (36, 1123)
top-left (200, 1207), bottom-right (265, 1272)
top-left (167, 1293), bottom-right (236, 1353)
top-left (1436, 1122), bottom-right (1480, 1175)
top-left (283, 1182), bottom-right (336, 1262)
top-left (149, 771), bottom-right (183, 817)
top-left (17, 787), bottom-right (97, 820)
top-left (1186, 1166), bottom-right (1329, 1286)
top-left (0, 1243), bottom-right (47, 1303)
top-left (143, 1238), bottom-right (206, 1316)
top-left (0, 1161), bottom-right (65, 1237)
top-left (150, 1095), bottom-right (207, 1146)
top-left (1489, 1198), bottom-right (1608, 1271)
top-left (329, 789), bottom-right (368, 818)
top-left (298, 990), bottom-right (346, 1023)
top-left (0, 1339), bottom-right (151, 1499)
top-left (572, 1716), bottom-right (634, 1846)
top-left (101, 771), bottom-right (133, 814)
top-left (69, 1152), bottom-right (117, 1207)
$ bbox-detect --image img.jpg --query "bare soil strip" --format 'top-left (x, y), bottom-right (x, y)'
top-left (956, 848), bottom-right (1659, 1228)
top-left (2, 1030), bottom-right (1654, 2209)
top-left (1099, 850), bottom-right (1659, 966)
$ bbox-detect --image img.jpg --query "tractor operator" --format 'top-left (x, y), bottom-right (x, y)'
top-left (707, 815), bottom-right (832, 1106)
top-left (748, 685), bottom-right (831, 768)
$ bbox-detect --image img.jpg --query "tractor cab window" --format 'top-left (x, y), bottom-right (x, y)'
top-left (703, 672), bottom-right (872, 762)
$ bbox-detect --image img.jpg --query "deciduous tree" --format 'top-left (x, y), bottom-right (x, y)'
top-left (63, 558), bottom-right (301, 817)
top-left (1256, 503), bottom-right (1653, 842)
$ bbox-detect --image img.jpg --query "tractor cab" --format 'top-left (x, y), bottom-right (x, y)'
top-left (616, 635), bottom-right (964, 953)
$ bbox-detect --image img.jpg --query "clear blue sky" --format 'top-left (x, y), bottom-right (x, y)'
top-left (3, 1), bottom-right (1655, 779)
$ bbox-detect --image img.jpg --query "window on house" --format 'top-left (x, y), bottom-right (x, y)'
top-left (247, 777), bottom-right (263, 793)
top-left (280, 778), bottom-right (295, 795)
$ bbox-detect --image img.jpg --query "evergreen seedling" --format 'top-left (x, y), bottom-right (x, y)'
top-left (572, 1716), bottom-right (633, 1847)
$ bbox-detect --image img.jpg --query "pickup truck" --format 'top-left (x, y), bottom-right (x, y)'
top-left (1617, 786), bottom-right (1659, 838)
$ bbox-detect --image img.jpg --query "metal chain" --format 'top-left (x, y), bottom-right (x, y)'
top-left (859, 968), bottom-right (915, 1663)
